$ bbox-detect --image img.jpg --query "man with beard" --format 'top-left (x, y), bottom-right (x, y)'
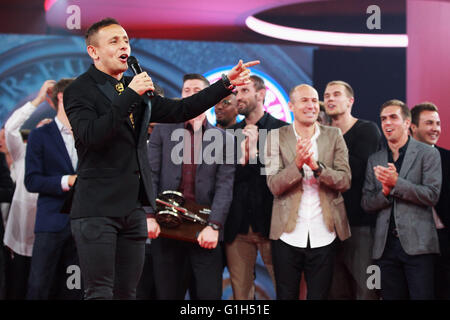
top-left (224, 75), bottom-right (287, 299)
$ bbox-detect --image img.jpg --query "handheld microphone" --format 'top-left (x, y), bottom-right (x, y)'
top-left (127, 55), bottom-right (154, 97)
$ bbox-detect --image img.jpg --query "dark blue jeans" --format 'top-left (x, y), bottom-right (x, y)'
top-left (27, 223), bottom-right (81, 300)
top-left (71, 208), bottom-right (147, 300)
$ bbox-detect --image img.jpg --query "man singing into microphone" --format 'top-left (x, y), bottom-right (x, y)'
top-left (63, 17), bottom-right (258, 300)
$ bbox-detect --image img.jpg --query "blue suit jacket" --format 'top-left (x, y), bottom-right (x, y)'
top-left (148, 121), bottom-right (235, 241)
top-left (25, 121), bottom-right (75, 233)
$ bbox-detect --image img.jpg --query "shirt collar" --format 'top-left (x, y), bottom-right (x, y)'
top-left (241, 111), bottom-right (269, 128)
top-left (399, 136), bottom-right (410, 154)
top-left (292, 122), bottom-right (320, 141)
top-left (90, 64), bottom-right (125, 86)
top-left (54, 117), bottom-right (71, 135)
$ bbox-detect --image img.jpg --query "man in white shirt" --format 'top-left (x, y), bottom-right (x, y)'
top-left (3, 80), bottom-right (54, 299)
top-left (265, 84), bottom-right (351, 299)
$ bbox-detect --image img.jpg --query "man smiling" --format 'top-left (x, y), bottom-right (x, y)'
top-left (362, 99), bottom-right (441, 300)
top-left (410, 102), bottom-right (450, 299)
top-left (265, 84), bottom-right (351, 299)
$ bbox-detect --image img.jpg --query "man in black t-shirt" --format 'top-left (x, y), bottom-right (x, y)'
top-left (324, 80), bottom-right (381, 300)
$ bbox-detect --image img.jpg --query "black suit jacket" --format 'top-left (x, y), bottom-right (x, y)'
top-left (224, 112), bottom-right (288, 242)
top-left (63, 64), bottom-right (231, 219)
top-left (436, 146), bottom-right (450, 230)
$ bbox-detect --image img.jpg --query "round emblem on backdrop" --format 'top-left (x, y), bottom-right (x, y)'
top-left (204, 66), bottom-right (293, 126)
top-left (0, 35), bottom-right (91, 128)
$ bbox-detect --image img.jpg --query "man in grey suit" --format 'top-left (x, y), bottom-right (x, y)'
top-left (361, 99), bottom-right (441, 300)
top-left (147, 74), bottom-right (235, 299)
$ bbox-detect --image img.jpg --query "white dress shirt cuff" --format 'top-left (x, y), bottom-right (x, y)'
top-left (61, 175), bottom-right (70, 191)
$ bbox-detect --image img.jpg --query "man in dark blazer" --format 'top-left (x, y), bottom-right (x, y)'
top-left (410, 102), bottom-right (450, 299)
top-left (148, 75), bottom-right (235, 300)
top-left (224, 75), bottom-right (287, 299)
top-left (24, 79), bottom-right (81, 300)
top-left (63, 17), bottom-right (257, 300)
top-left (361, 99), bottom-right (441, 300)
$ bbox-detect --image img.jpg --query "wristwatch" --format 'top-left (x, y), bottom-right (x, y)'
top-left (207, 222), bottom-right (220, 231)
top-left (313, 161), bottom-right (325, 178)
top-left (221, 74), bottom-right (235, 90)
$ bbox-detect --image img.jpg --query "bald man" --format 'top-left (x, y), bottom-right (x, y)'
top-left (265, 84), bottom-right (351, 299)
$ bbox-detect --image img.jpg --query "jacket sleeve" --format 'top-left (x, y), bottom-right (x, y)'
top-left (147, 124), bottom-right (164, 215)
top-left (208, 130), bottom-right (236, 227)
top-left (265, 129), bottom-right (304, 197)
top-left (149, 80), bottom-right (231, 123)
top-left (4, 101), bottom-right (36, 163)
top-left (24, 129), bottom-right (65, 196)
top-left (390, 146), bottom-right (442, 207)
top-left (317, 130), bottom-right (351, 193)
top-left (361, 154), bottom-right (393, 213)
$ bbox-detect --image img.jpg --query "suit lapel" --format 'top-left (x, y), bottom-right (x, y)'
top-left (49, 121), bottom-right (74, 172)
top-left (96, 82), bottom-right (116, 104)
top-left (316, 125), bottom-right (327, 163)
top-left (92, 70), bottom-right (135, 133)
top-left (399, 139), bottom-right (418, 178)
top-left (138, 95), bottom-right (152, 146)
top-left (283, 125), bottom-right (297, 163)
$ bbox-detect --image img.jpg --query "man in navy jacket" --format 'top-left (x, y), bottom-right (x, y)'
top-left (25, 78), bottom-right (81, 300)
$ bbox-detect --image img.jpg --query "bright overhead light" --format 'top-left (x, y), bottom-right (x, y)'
top-left (245, 16), bottom-right (408, 48)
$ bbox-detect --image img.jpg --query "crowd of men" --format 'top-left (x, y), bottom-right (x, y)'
top-left (0, 17), bottom-right (448, 300)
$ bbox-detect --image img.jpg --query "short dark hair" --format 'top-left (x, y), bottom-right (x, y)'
top-left (182, 74), bottom-right (210, 87)
top-left (380, 99), bottom-right (411, 120)
top-left (250, 75), bottom-right (265, 91)
top-left (411, 102), bottom-right (438, 126)
top-left (85, 18), bottom-right (120, 46)
top-left (51, 78), bottom-right (75, 111)
top-left (326, 80), bottom-right (354, 98)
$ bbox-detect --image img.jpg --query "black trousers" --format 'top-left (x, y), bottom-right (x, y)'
top-left (71, 208), bottom-right (148, 300)
top-left (136, 242), bottom-right (156, 300)
top-left (27, 223), bottom-right (81, 300)
top-left (5, 252), bottom-right (31, 300)
top-left (376, 233), bottom-right (435, 300)
top-left (151, 236), bottom-right (223, 300)
top-left (272, 238), bottom-right (336, 300)
top-left (435, 229), bottom-right (450, 299)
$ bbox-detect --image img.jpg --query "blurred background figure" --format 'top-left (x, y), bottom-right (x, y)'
top-left (317, 101), bottom-right (331, 126)
top-left (215, 92), bottom-right (238, 130)
top-left (2, 80), bottom-right (55, 300)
